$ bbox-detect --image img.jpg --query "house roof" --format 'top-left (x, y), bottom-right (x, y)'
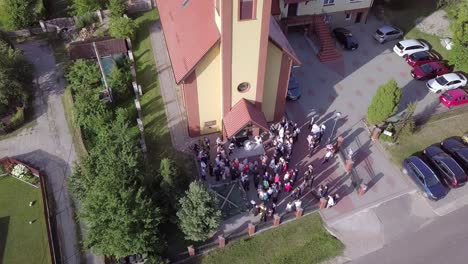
top-left (69, 37), bottom-right (128, 60)
top-left (156, 0), bottom-right (220, 84)
top-left (268, 17), bottom-right (301, 65)
top-left (223, 99), bottom-right (269, 138)
top-left (271, 0), bottom-right (281, 16)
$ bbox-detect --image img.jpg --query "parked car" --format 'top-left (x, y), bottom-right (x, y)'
top-left (441, 138), bottom-right (468, 171)
top-left (406, 51), bottom-right (437, 67)
top-left (287, 74), bottom-right (301, 100)
top-left (463, 133), bottom-right (468, 144)
top-left (373, 25), bottom-right (403, 44)
top-left (411, 61), bottom-right (451, 80)
top-left (402, 156), bottom-right (447, 200)
top-left (423, 146), bottom-right (467, 187)
top-left (393, 39), bottom-right (429, 57)
top-left (333, 28), bottom-right (358, 50)
top-left (440, 89), bottom-right (468, 108)
top-left (426, 73), bottom-right (467, 93)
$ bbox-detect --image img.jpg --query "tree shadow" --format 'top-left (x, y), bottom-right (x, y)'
top-left (0, 216), bottom-right (9, 263)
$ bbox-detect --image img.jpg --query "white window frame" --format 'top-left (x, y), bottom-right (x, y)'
top-left (324, 0), bottom-right (334, 6)
top-left (345, 13), bottom-right (352, 20)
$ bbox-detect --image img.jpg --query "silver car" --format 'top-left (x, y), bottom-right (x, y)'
top-left (373, 25), bottom-right (403, 44)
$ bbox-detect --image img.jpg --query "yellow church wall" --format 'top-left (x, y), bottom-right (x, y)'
top-left (230, 0), bottom-right (264, 107)
top-left (195, 43), bottom-right (222, 134)
top-left (262, 42), bottom-right (282, 122)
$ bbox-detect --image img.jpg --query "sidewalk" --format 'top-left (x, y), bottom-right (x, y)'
top-left (319, 123), bottom-right (415, 225)
top-left (149, 21), bottom-right (196, 153)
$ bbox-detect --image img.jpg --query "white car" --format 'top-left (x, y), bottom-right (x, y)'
top-left (426, 73), bottom-right (467, 93)
top-left (393, 39), bottom-right (430, 57)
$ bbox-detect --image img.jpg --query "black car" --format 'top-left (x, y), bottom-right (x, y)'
top-left (287, 74), bottom-right (301, 100)
top-left (441, 138), bottom-right (468, 172)
top-left (423, 146), bottom-right (467, 187)
top-left (402, 156), bottom-right (447, 200)
top-left (333, 28), bottom-right (358, 50)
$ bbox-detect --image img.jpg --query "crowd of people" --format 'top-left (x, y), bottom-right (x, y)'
top-left (192, 117), bottom-right (341, 223)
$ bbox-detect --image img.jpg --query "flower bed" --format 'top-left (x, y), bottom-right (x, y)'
top-left (0, 157), bottom-right (40, 187)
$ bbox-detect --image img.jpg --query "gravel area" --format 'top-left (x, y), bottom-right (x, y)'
top-left (415, 10), bottom-right (452, 37)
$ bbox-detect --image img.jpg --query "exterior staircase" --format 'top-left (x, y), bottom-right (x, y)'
top-left (313, 15), bottom-right (342, 62)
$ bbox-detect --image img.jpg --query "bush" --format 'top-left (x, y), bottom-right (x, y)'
top-left (66, 59), bottom-right (101, 92)
top-left (4, 0), bottom-right (44, 30)
top-left (367, 79), bottom-right (402, 125)
top-left (108, 66), bottom-right (131, 101)
top-left (447, 1), bottom-right (468, 72)
top-left (108, 0), bottom-right (127, 18)
top-left (72, 0), bottom-right (107, 16)
top-left (9, 106), bottom-right (24, 130)
top-left (0, 39), bottom-right (33, 111)
top-left (109, 17), bottom-right (136, 39)
top-left (177, 181), bottom-right (221, 242)
top-left (75, 12), bottom-right (99, 30)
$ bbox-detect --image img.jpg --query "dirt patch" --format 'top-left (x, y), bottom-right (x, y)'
top-left (415, 10), bottom-right (452, 38)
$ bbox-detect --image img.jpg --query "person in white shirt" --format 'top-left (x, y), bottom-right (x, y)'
top-left (294, 199), bottom-right (302, 209)
top-left (327, 195), bottom-right (336, 208)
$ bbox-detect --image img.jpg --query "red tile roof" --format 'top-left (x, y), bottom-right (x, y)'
top-left (269, 17), bottom-right (301, 65)
top-left (69, 37), bottom-right (128, 60)
top-left (223, 99), bottom-right (269, 138)
top-left (156, 0), bottom-right (220, 84)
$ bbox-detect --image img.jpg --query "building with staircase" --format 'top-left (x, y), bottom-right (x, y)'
top-left (273, 0), bottom-right (375, 61)
top-left (156, 0), bottom-right (300, 138)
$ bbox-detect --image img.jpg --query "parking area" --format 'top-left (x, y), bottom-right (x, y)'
top-left (284, 16), bottom-right (466, 219)
top-left (287, 16), bottom-right (446, 128)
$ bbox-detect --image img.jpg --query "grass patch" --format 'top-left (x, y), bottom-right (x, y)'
top-left (388, 106), bottom-right (468, 165)
top-left (61, 87), bottom-right (88, 158)
top-left (0, 0), bottom-right (7, 29)
top-left (132, 10), bottom-right (194, 174)
top-left (0, 119), bottom-right (37, 141)
top-left (0, 176), bottom-right (52, 264)
top-left (198, 213), bottom-right (343, 264)
top-left (131, 10), bottom-right (197, 259)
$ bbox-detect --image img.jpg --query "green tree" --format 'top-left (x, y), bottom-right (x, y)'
top-left (109, 17), bottom-right (136, 39)
top-left (108, 66), bottom-right (131, 101)
top-left (447, 0), bottom-right (468, 72)
top-left (72, 88), bottom-right (111, 133)
top-left (0, 42), bottom-right (33, 115)
top-left (108, 0), bottom-right (127, 18)
top-left (367, 79), bottom-right (402, 125)
top-left (4, 0), bottom-right (43, 30)
top-left (177, 181), bottom-right (221, 242)
top-left (72, 0), bottom-right (107, 16)
top-left (394, 102), bottom-right (417, 141)
top-left (70, 109), bottom-right (165, 258)
top-left (66, 59), bottom-right (101, 92)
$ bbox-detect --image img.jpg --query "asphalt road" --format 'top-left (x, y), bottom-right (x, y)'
top-left (353, 204), bottom-right (468, 264)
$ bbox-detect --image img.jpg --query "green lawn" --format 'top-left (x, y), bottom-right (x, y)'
top-left (132, 10), bottom-right (194, 174)
top-left (0, 176), bottom-right (52, 264)
top-left (131, 10), bottom-right (197, 259)
top-left (199, 213), bottom-right (343, 264)
top-left (0, 0), bottom-right (7, 29)
top-left (388, 106), bottom-right (468, 165)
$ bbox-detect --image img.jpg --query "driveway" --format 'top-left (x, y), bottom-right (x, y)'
top-left (0, 40), bottom-right (97, 264)
top-left (283, 16), bottom-right (451, 258)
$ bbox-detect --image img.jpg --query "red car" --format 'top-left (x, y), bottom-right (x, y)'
top-left (411, 61), bottom-right (451, 80)
top-left (440, 89), bottom-right (468, 108)
top-left (406, 51), bottom-right (437, 67)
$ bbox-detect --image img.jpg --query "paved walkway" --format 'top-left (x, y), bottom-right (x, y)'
top-left (0, 40), bottom-right (99, 264)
